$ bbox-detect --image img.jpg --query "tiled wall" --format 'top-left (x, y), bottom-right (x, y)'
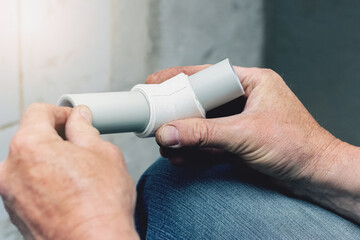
top-left (0, 0), bottom-right (264, 238)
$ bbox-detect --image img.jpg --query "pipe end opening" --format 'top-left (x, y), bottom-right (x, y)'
top-left (58, 96), bottom-right (75, 108)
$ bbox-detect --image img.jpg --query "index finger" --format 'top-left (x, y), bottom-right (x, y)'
top-left (145, 64), bottom-right (253, 96)
top-left (18, 103), bottom-right (72, 140)
top-left (146, 64), bottom-right (211, 84)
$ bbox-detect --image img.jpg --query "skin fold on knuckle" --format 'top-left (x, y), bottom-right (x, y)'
top-left (188, 120), bottom-right (213, 147)
top-left (145, 74), bottom-right (156, 84)
top-left (25, 103), bottom-right (56, 119)
top-left (145, 69), bottom-right (172, 84)
top-left (66, 123), bottom-right (100, 141)
top-left (237, 67), bottom-right (266, 96)
top-left (101, 142), bottom-right (125, 164)
top-left (8, 132), bottom-right (36, 158)
top-left (27, 102), bottom-right (48, 111)
top-left (254, 68), bottom-right (281, 86)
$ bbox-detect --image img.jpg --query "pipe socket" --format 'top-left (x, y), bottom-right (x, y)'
top-left (58, 59), bottom-right (245, 137)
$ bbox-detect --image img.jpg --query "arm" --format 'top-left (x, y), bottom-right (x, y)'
top-left (0, 104), bottom-right (139, 239)
top-left (147, 65), bottom-right (360, 224)
top-left (294, 141), bottom-right (360, 223)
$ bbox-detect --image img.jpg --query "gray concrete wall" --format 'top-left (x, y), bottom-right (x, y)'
top-left (265, 0), bottom-right (360, 146)
top-left (0, 0), bottom-right (264, 238)
top-left (148, 0), bottom-right (264, 70)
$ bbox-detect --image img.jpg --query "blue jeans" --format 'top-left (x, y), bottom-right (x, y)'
top-left (135, 158), bottom-right (360, 239)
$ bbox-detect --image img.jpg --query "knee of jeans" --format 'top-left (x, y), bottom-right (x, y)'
top-left (135, 157), bottom-right (172, 237)
top-left (135, 157), bottom-right (278, 239)
top-left (135, 157), bottom-right (258, 219)
top-left (135, 158), bottom-right (360, 240)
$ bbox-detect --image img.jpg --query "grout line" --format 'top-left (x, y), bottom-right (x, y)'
top-left (17, 0), bottom-right (24, 113)
top-left (146, 0), bottom-right (161, 75)
top-left (0, 121), bottom-right (19, 131)
top-left (109, 0), bottom-right (116, 91)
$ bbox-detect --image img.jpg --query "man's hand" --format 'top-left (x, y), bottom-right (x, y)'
top-left (147, 66), bottom-right (337, 181)
top-left (147, 65), bottom-right (360, 224)
top-left (0, 104), bottom-right (139, 240)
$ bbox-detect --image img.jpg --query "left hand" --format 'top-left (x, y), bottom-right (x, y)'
top-left (0, 104), bottom-right (139, 240)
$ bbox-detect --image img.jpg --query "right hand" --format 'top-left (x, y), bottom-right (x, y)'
top-left (147, 66), bottom-right (341, 185)
top-left (148, 65), bottom-right (360, 224)
top-left (0, 104), bottom-right (138, 240)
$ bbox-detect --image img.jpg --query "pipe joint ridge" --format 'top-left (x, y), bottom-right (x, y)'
top-left (132, 73), bottom-right (205, 137)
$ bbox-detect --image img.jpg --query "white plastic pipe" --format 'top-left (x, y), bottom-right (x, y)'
top-left (58, 59), bottom-right (245, 137)
top-left (58, 91), bottom-right (150, 134)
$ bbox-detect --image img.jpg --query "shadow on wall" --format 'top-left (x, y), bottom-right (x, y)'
top-left (264, 0), bottom-right (360, 146)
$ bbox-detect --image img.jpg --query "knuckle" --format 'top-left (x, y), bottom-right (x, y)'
top-left (67, 124), bottom-right (100, 140)
top-left (146, 67), bottom-right (181, 84)
top-left (145, 73), bottom-right (156, 84)
top-left (191, 120), bottom-right (214, 147)
top-left (9, 131), bottom-right (42, 158)
top-left (103, 142), bottom-right (123, 158)
top-left (246, 67), bottom-right (279, 79)
top-left (247, 67), bottom-right (265, 76)
top-left (26, 102), bottom-right (48, 112)
top-left (249, 68), bottom-right (284, 89)
top-left (261, 68), bottom-right (275, 75)
top-left (262, 68), bottom-right (282, 81)
top-left (27, 102), bottom-right (42, 109)
top-left (23, 103), bottom-right (53, 121)
top-left (9, 133), bottom-right (29, 155)
top-left (145, 70), bottom-right (168, 84)
top-left (249, 67), bottom-right (263, 73)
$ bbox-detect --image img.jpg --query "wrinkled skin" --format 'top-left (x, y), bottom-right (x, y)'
top-left (0, 104), bottom-right (139, 240)
top-left (149, 66), bottom-right (338, 181)
top-left (149, 65), bottom-right (360, 223)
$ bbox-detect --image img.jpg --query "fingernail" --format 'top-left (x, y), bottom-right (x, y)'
top-left (160, 125), bottom-right (180, 147)
top-left (78, 106), bottom-right (92, 123)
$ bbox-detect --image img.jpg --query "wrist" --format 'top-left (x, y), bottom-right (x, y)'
top-left (49, 207), bottom-right (138, 240)
top-left (25, 198), bottom-right (138, 240)
top-left (289, 137), bottom-right (360, 222)
top-left (66, 213), bottom-right (139, 240)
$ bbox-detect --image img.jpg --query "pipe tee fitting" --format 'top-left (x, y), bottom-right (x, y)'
top-left (132, 73), bottom-right (205, 137)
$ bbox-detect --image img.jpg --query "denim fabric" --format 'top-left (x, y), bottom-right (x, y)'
top-left (135, 157), bottom-right (360, 239)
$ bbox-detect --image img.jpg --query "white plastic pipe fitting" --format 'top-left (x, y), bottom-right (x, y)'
top-left (58, 59), bottom-right (245, 137)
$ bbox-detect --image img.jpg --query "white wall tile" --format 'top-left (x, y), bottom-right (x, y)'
top-left (0, 125), bottom-right (20, 240)
top-left (0, 125), bottom-right (18, 162)
top-left (0, 0), bottom-right (20, 126)
top-left (21, 0), bottom-right (113, 107)
top-left (0, 215), bottom-right (22, 240)
top-left (110, 0), bottom-right (151, 90)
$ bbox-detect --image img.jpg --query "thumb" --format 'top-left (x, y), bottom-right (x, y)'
top-left (65, 105), bottom-right (102, 149)
top-left (156, 118), bottom-right (232, 149)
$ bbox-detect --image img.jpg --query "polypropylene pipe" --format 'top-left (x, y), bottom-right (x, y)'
top-left (57, 58), bottom-right (245, 137)
top-left (58, 91), bottom-right (150, 134)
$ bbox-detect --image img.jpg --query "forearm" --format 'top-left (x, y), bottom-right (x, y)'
top-left (291, 140), bottom-right (360, 224)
